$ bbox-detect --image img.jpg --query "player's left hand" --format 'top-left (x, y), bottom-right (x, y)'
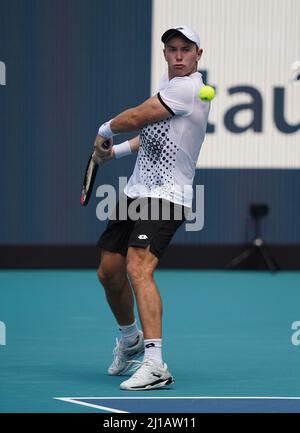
top-left (93, 135), bottom-right (114, 165)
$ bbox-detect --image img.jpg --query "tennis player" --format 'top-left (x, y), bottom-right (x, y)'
top-left (93, 25), bottom-right (210, 390)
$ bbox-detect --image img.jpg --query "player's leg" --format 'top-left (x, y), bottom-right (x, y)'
top-left (120, 245), bottom-right (174, 390)
top-left (126, 246), bottom-right (161, 339)
top-left (119, 199), bottom-right (186, 390)
top-left (97, 250), bottom-right (134, 325)
top-left (97, 250), bottom-right (144, 375)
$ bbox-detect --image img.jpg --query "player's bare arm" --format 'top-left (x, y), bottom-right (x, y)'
top-left (126, 135), bottom-right (140, 153)
top-left (110, 95), bottom-right (171, 132)
top-left (93, 95), bottom-right (170, 163)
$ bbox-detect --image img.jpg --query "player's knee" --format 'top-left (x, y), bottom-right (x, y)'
top-left (97, 251), bottom-right (127, 288)
top-left (97, 265), bottom-right (108, 285)
top-left (126, 255), bottom-right (154, 283)
top-left (97, 265), bottom-right (119, 287)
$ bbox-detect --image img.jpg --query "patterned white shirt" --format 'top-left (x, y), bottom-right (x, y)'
top-left (124, 72), bottom-right (210, 208)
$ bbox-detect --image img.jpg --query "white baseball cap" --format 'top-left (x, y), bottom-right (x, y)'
top-left (161, 25), bottom-right (201, 48)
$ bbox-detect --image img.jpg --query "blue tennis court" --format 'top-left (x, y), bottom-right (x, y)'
top-left (1, 0), bottom-right (300, 417)
top-left (1, 270), bottom-right (300, 413)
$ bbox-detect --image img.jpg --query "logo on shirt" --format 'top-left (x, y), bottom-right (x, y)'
top-left (138, 234), bottom-right (148, 240)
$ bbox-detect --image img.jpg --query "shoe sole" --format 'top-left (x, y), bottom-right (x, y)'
top-left (120, 376), bottom-right (174, 391)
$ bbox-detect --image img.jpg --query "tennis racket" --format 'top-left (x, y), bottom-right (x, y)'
top-left (81, 141), bottom-right (110, 206)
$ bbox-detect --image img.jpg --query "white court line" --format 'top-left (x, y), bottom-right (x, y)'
top-left (55, 396), bottom-right (300, 400)
top-left (54, 396), bottom-right (300, 413)
top-left (54, 397), bottom-right (128, 413)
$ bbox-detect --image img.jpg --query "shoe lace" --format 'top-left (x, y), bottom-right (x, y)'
top-left (112, 338), bottom-right (121, 355)
top-left (112, 338), bottom-right (137, 364)
top-left (111, 338), bottom-right (123, 365)
top-left (129, 359), bottom-right (153, 378)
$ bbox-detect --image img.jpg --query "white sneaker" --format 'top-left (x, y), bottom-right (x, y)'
top-left (120, 359), bottom-right (174, 390)
top-left (108, 330), bottom-right (144, 376)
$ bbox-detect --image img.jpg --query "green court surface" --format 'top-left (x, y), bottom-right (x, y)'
top-left (0, 270), bottom-right (300, 413)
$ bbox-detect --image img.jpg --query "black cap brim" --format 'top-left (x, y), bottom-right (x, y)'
top-left (161, 29), bottom-right (190, 44)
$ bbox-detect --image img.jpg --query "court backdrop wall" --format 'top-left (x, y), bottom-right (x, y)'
top-left (0, 0), bottom-right (300, 268)
top-left (152, 0), bottom-right (300, 168)
top-left (0, 0), bottom-right (151, 244)
top-left (151, 0), bottom-right (300, 251)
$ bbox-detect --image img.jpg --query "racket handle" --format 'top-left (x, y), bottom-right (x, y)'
top-left (102, 140), bottom-right (111, 149)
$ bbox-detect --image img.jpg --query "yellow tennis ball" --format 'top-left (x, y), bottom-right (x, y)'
top-left (198, 85), bottom-right (215, 102)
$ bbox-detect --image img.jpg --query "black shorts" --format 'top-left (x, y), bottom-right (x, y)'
top-left (98, 194), bottom-right (186, 260)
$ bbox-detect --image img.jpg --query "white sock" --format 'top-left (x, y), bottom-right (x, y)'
top-left (118, 320), bottom-right (139, 348)
top-left (144, 338), bottom-right (163, 364)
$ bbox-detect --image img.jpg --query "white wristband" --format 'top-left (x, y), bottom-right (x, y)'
top-left (98, 120), bottom-right (116, 139)
top-left (113, 140), bottom-right (132, 159)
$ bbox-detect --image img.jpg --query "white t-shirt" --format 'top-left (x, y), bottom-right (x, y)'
top-left (124, 72), bottom-right (210, 208)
